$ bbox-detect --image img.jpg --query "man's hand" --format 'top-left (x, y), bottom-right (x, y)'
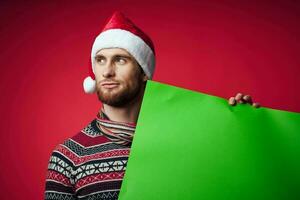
top-left (228, 93), bottom-right (260, 108)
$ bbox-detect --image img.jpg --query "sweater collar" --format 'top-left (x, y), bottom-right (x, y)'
top-left (95, 107), bottom-right (136, 146)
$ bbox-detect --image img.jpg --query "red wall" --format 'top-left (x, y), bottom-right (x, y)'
top-left (0, 1), bottom-right (299, 199)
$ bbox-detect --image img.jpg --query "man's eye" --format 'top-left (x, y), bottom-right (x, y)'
top-left (96, 58), bottom-right (105, 64)
top-left (116, 58), bottom-right (126, 64)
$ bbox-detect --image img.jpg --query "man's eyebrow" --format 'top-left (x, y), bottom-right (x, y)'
top-left (114, 54), bottom-right (132, 59)
top-left (95, 54), bottom-right (105, 59)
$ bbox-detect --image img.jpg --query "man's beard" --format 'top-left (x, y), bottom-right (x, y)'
top-left (96, 75), bottom-right (145, 107)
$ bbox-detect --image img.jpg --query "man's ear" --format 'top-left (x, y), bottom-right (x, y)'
top-left (138, 63), bottom-right (149, 82)
top-left (142, 73), bottom-right (149, 82)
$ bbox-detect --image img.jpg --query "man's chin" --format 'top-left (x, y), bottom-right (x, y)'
top-left (97, 90), bottom-right (124, 105)
top-left (96, 81), bottom-right (143, 107)
top-left (98, 95), bottom-right (128, 107)
top-left (98, 88), bottom-right (121, 97)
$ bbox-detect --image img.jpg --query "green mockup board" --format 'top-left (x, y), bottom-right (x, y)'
top-left (118, 80), bottom-right (300, 200)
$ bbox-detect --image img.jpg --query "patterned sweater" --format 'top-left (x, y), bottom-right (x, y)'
top-left (45, 110), bottom-right (136, 200)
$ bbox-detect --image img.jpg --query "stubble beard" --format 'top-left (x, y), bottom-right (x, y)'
top-left (96, 75), bottom-right (145, 107)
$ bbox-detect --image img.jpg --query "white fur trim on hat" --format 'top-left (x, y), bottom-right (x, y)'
top-left (91, 29), bottom-right (155, 79)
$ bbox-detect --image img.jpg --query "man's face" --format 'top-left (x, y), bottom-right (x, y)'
top-left (94, 48), bottom-right (147, 107)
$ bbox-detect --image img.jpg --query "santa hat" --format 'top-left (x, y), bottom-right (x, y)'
top-left (83, 11), bottom-right (156, 94)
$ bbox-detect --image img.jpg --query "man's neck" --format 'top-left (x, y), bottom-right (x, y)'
top-left (101, 89), bottom-right (144, 124)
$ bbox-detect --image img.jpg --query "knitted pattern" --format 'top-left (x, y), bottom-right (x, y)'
top-left (45, 110), bottom-right (136, 200)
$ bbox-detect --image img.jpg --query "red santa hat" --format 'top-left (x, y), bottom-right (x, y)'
top-left (83, 11), bottom-right (156, 94)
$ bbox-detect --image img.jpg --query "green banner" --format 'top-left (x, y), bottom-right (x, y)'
top-left (119, 80), bottom-right (300, 200)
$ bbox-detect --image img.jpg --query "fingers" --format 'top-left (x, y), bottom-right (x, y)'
top-left (252, 102), bottom-right (260, 108)
top-left (228, 93), bottom-right (260, 108)
top-left (228, 97), bottom-right (237, 106)
top-left (242, 95), bottom-right (253, 104)
top-left (234, 93), bottom-right (244, 103)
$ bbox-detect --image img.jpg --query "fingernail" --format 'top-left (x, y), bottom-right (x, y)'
top-left (229, 97), bottom-right (236, 106)
top-left (235, 93), bottom-right (243, 101)
top-left (243, 95), bottom-right (253, 104)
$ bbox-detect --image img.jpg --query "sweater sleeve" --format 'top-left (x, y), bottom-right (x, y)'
top-left (44, 144), bottom-right (77, 200)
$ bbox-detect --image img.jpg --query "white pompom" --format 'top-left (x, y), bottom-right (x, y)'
top-left (83, 76), bottom-right (96, 94)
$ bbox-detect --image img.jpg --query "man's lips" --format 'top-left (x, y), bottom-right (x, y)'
top-left (101, 82), bottom-right (120, 89)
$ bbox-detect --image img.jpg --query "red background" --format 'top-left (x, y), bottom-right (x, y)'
top-left (0, 1), bottom-right (299, 199)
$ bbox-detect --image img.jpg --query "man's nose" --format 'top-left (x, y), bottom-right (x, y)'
top-left (102, 61), bottom-right (115, 78)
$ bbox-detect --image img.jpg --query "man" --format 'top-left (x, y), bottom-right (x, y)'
top-left (45, 11), bottom-right (258, 200)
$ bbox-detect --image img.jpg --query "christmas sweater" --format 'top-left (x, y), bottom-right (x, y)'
top-left (45, 111), bottom-right (136, 200)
